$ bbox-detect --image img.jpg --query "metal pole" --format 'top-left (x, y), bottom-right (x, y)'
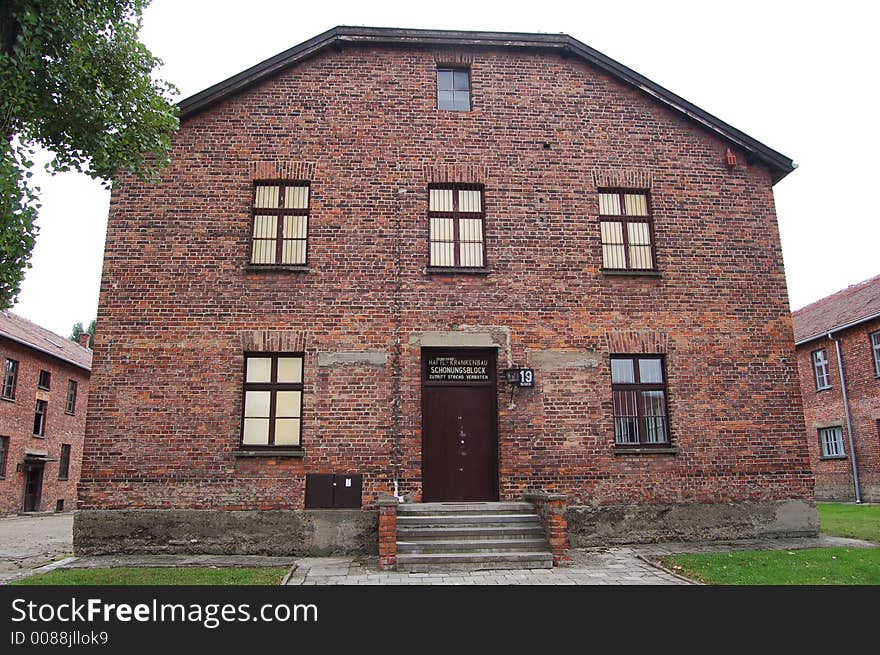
top-left (830, 333), bottom-right (862, 503)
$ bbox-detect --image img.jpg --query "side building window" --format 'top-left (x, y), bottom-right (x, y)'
top-left (33, 400), bottom-right (47, 436)
top-left (428, 185), bottom-right (485, 268)
top-left (871, 331), bottom-right (880, 376)
top-left (250, 182), bottom-right (310, 266)
top-left (812, 349), bottom-right (831, 390)
top-left (65, 380), bottom-right (77, 415)
top-left (437, 68), bottom-right (470, 111)
top-left (38, 370), bottom-right (51, 390)
top-left (58, 444), bottom-right (71, 480)
top-left (242, 354), bottom-right (304, 448)
top-left (2, 358), bottom-right (18, 399)
top-left (599, 190), bottom-right (655, 270)
top-left (0, 436), bottom-right (8, 477)
top-left (819, 426), bottom-right (845, 459)
top-left (611, 355), bottom-right (670, 446)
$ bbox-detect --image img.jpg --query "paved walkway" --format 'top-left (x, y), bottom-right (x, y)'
top-left (284, 535), bottom-right (877, 585)
top-left (0, 512), bottom-right (73, 584)
top-left (3, 522), bottom-right (876, 585)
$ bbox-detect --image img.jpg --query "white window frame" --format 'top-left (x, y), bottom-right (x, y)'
top-left (819, 426), bottom-right (845, 458)
top-left (812, 349), bottom-right (831, 390)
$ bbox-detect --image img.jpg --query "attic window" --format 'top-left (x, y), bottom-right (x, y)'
top-left (437, 68), bottom-right (470, 111)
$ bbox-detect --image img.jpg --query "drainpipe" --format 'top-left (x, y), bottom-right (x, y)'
top-left (829, 332), bottom-right (862, 503)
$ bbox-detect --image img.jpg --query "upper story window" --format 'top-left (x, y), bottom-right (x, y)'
top-left (2, 359), bottom-right (17, 400)
top-left (812, 349), bottom-right (831, 390)
top-left (428, 185), bottom-right (485, 269)
top-left (598, 190), bottom-right (655, 271)
top-left (819, 426), bottom-right (845, 459)
top-left (38, 370), bottom-right (51, 390)
top-left (611, 355), bottom-right (670, 446)
top-left (437, 68), bottom-right (470, 111)
top-left (65, 380), bottom-right (78, 415)
top-left (871, 331), bottom-right (880, 376)
top-left (33, 399), bottom-right (47, 436)
top-left (242, 353), bottom-right (304, 448)
top-left (250, 182), bottom-right (309, 266)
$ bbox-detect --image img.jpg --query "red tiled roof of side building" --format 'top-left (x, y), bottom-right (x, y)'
top-left (0, 310), bottom-right (92, 372)
top-left (791, 274), bottom-right (880, 344)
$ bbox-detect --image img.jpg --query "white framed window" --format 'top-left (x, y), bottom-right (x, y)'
top-left (437, 68), bottom-right (470, 111)
top-left (819, 426), bottom-right (845, 458)
top-left (812, 349), bottom-right (831, 390)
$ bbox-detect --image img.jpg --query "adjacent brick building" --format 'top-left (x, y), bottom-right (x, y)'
top-left (77, 27), bottom-right (817, 556)
top-left (0, 311), bottom-right (91, 515)
top-left (792, 275), bottom-right (880, 503)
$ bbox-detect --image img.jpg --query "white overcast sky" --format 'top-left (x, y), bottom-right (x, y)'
top-left (11, 0), bottom-right (880, 336)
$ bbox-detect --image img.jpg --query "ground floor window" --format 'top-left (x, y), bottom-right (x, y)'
top-left (611, 355), bottom-right (669, 445)
top-left (0, 436), bottom-right (8, 477)
top-left (58, 444), bottom-right (71, 480)
top-left (819, 426), bottom-right (845, 458)
top-left (241, 353), bottom-right (303, 447)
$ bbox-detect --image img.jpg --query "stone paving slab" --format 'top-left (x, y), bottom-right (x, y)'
top-left (285, 550), bottom-right (688, 585)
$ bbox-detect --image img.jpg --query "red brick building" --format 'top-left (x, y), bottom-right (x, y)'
top-left (0, 311), bottom-right (91, 515)
top-left (792, 275), bottom-right (880, 503)
top-left (77, 27), bottom-right (817, 557)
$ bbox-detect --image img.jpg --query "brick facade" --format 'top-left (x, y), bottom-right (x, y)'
top-left (795, 314), bottom-right (880, 502)
top-left (0, 330), bottom-right (90, 515)
top-left (77, 29), bottom-right (815, 553)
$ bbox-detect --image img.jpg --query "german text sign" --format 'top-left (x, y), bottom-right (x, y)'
top-left (427, 356), bottom-right (490, 382)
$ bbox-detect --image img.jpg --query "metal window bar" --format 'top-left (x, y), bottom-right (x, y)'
top-left (598, 190), bottom-right (654, 270)
top-left (611, 356), bottom-right (670, 446)
top-left (820, 427), bottom-right (844, 457)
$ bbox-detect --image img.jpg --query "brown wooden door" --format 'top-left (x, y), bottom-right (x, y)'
top-left (422, 349), bottom-right (498, 502)
top-left (23, 462), bottom-right (44, 512)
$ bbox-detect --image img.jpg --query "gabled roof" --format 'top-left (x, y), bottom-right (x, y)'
top-left (792, 274), bottom-right (880, 345)
top-left (0, 311), bottom-right (92, 372)
top-left (177, 26), bottom-right (796, 184)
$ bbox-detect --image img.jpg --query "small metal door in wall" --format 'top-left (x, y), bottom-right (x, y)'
top-left (305, 474), bottom-right (363, 509)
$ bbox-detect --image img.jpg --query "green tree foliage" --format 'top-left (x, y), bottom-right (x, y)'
top-left (1, 0), bottom-right (178, 308)
top-left (70, 318), bottom-right (96, 348)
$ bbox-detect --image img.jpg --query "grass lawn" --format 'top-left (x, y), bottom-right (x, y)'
top-left (11, 567), bottom-right (288, 586)
top-left (817, 503), bottom-right (880, 542)
top-left (660, 547), bottom-right (880, 585)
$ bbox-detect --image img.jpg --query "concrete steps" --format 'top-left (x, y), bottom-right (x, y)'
top-left (395, 501), bottom-right (552, 572)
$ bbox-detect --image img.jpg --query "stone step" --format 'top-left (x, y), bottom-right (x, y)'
top-left (397, 502), bottom-right (535, 515)
top-left (397, 525), bottom-right (545, 540)
top-left (396, 513), bottom-right (542, 527)
top-left (396, 551), bottom-right (553, 573)
top-left (397, 538), bottom-right (550, 554)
